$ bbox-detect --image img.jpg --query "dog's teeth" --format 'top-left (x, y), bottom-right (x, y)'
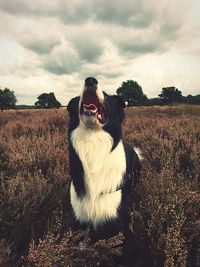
top-left (83, 107), bottom-right (97, 113)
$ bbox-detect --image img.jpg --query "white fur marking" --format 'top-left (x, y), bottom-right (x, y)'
top-left (134, 147), bottom-right (144, 160)
top-left (96, 86), bottom-right (104, 101)
top-left (70, 125), bottom-right (126, 227)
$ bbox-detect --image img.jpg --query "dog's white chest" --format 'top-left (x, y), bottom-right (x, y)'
top-left (70, 125), bottom-right (126, 226)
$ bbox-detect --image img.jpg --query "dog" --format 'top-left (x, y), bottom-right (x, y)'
top-left (67, 77), bottom-right (142, 242)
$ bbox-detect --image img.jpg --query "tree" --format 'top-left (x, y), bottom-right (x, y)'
top-left (146, 97), bottom-right (163, 106)
top-left (159, 87), bottom-right (182, 104)
top-left (116, 80), bottom-right (147, 106)
top-left (0, 88), bottom-right (17, 111)
top-left (34, 92), bottom-right (61, 109)
top-left (183, 94), bottom-right (200, 105)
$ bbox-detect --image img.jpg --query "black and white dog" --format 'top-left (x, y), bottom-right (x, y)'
top-left (67, 77), bottom-right (141, 241)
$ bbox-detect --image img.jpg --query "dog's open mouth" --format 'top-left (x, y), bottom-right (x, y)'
top-left (80, 90), bottom-right (106, 124)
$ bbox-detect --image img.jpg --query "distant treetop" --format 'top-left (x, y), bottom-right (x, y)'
top-left (159, 87), bottom-right (182, 104)
top-left (116, 80), bottom-right (147, 106)
top-left (34, 92), bottom-right (61, 109)
top-left (0, 88), bottom-right (17, 111)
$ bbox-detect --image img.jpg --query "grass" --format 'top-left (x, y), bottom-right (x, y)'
top-left (0, 106), bottom-right (199, 267)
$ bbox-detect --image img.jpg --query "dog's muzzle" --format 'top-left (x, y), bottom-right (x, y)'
top-left (80, 77), bottom-right (106, 125)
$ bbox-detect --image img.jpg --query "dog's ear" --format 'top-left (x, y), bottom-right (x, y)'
top-left (112, 95), bottom-right (126, 108)
top-left (67, 96), bottom-right (80, 115)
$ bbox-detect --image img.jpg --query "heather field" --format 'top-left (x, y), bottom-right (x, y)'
top-left (0, 106), bottom-right (200, 267)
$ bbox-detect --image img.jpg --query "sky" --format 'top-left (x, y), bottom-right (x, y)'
top-left (0, 0), bottom-right (200, 105)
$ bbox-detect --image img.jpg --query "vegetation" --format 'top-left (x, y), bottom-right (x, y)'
top-left (116, 80), bottom-right (200, 106)
top-left (116, 80), bottom-right (147, 106)
top-left (35, 92), bottom-right (61, 109)
top-left (0, 88), bottom-right (17, 111)
top-left (0, 82), bottom-right (199, 111)
top-left (15, 105), bottom-right (36, 110)
top-left (183, 94), bottom-right (200, 105)
top-left (159, 87), bottom-right (183, 104)
top-left (0, 106), bottom-right (199, 266)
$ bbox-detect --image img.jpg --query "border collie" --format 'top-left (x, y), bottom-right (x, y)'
top-left (67, 77), bottom-right (141, 242)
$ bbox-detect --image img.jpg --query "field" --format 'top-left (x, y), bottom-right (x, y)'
top-left (0, 106), bottom-right (200, 267)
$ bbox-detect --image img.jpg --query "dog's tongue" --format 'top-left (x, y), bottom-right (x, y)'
top-left (83, 103), bottom-right (97, 111)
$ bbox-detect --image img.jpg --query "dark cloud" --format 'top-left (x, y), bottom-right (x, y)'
top-left (0, 0), bottom-right (90, 23)
top-left (71, 37), bottom-right (103, 62)
top-left (94, 0), bottom-right (155, 28)
top-left (24, 39), bottom-right (60, 55)
top-left (114, 16), bottom-right (182, 57)
top-left (0, 0), bottom-right (189, 88)
top-left (0, 0), bottom-right (51, 17)
top-left (0, 0), bottom-right (157, 28)
top-left (57, 2), bottom-right (91, 24)
top-left (159, 20), bottom-right (180, 40)
top-left (116, 40), bottom-right (159, 56)
top-left (0, 0), bottom-right (184, 61)
top-left (0, 0), bottom-right (32, 15)
top-left (42, 43), bottom-right (81, 75)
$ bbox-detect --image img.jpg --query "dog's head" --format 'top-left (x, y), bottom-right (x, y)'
top-left (67, 77), bottom-right (125, 130)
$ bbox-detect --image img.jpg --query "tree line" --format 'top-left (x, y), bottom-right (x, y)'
top-left (117, 80), bottom-right (200, 106)
top-left (0, 89), bottom-right (61, 111)
top-left (0, 80), bottom-right (199, 111)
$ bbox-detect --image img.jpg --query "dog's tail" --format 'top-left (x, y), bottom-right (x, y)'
top-left (134, 147), bottom-right (144, 161)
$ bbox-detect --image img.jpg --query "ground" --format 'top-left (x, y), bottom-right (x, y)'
top-left (0, 105), bottom-right (199, 267)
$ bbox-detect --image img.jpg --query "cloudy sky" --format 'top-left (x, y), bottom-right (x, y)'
top-left (0, 0), bottom-right (200, 105)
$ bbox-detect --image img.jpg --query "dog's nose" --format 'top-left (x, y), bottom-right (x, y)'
top-left (85, 77), bottom-right (98, 90)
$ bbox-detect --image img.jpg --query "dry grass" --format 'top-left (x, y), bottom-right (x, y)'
top-left (0, 106), bottom-right (199, 267)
